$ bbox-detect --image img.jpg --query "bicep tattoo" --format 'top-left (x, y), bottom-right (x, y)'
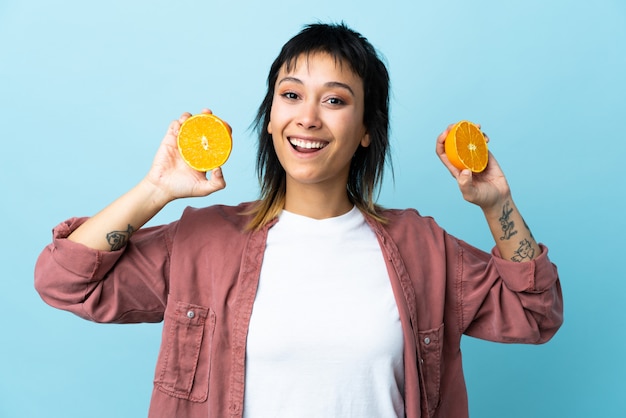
top-left (106, 224), bottom-right (135, 251)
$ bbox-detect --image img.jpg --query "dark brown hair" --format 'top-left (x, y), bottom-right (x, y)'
top-left (248, 23), bottom-right (391, 229)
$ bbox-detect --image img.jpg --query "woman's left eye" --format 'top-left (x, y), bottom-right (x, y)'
top-left (326, 97), bottom-right (344, 105)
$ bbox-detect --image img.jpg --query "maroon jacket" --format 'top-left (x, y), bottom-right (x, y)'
top-left (34, 202), bottom-right (563, 417)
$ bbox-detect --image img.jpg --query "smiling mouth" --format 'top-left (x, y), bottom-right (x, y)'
top-left (288, 137), bottom-right (328, 153)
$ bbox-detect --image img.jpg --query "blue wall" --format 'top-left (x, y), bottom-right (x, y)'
top-left (1, 1), bottom-right (624, 417)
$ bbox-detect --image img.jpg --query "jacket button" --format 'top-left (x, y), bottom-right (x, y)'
top-left (424, 337), bottom-right (431, 345)
top-left (187, 310), bottom-right (195, 319)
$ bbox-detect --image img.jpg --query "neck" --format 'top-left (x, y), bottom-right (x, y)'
top-left (283, 180), bottom-right (353, 219)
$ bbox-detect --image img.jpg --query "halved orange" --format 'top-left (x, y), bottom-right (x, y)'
top-left (177, 113), bottom-right (232, 171)
top-left (444, 120), bottom-right (488, 173)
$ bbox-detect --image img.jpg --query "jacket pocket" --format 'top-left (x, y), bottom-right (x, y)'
top-left (418, 323), bottom-right (444, 416)
top-left (154, 299), bottom-right (216, 402)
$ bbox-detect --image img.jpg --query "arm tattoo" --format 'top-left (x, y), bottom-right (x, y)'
top-left (511, 238), bottom-right (536, 262)
top-left (522, 217), bottom-right (535, 240)
top-left (106, 224), bottom-right (134, 251)
top-left (498, 201), bottom-right (518, 240)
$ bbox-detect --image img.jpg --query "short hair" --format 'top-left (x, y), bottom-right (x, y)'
top-left (248, 22), bottom-right (391, 229)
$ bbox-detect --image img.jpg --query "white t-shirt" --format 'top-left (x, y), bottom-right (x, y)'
top-left (243, 207), bottom-right (405, 417)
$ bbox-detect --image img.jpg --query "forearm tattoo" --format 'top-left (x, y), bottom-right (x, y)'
top-left (497, 202), bottom-right (537, 262)
top-left (106, 224), bottom-right (134, 251)
top-left (512, 238), bottom-right (535, 262)
top-left (498, 201), bottom-right (517, 240)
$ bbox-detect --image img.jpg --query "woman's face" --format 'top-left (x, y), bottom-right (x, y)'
top-left (268, 52), bottom-right (370, 194)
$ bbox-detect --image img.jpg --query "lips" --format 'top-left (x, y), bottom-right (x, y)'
top-left (288, 137), bottom-right (328, 153)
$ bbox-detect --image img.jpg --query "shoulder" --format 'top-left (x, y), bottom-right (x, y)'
top-left (174, 201), bottom-right (258, 238)
top-left (370, 207), bottom-right (459, 255)
top-left (378, 207), bottom-right (492, 261)
top-left (379, 207), bottom-right (443, 234)
top-left (182, 201), bottom-right (255, 224)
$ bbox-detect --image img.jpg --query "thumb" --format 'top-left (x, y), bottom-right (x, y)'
top-left (208, 166), bottom-right (227, 190)
top-left (457, 169), bottom-right (474, 197)
top-left (190, 167), bottom-right (227, 196)
top-left (457, 169), bottom-right (472, 187)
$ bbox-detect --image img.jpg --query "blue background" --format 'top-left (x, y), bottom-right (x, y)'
top-left (1, 1), bottom-right (624, 417)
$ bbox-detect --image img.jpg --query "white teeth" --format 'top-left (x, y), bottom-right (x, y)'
top-left (289, 138), bottom-right (326, 149)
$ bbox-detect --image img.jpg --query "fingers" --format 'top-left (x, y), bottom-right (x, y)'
top-left (435, 123), bottom-right (455, 153)
top-left (224, 121), bottom-right (233, 135)
top-left (436, 126), bottom-right (459, 178)
top-left (167, 112), bottom-right (191, 138)
top-left (177, 109), bottom-right (212, 125)
top-left (436, 124), bottom-right (455, 143)
top-left (165, 120), bottom-right (183, 147)
top-left (168, 109), bottom-right (215, 137)
top-left (178, 112), bottom-right (192, 123)
top-left (435, 130), bottom-right (447, 156)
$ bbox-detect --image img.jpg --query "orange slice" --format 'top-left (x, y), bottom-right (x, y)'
top-left (177, 113), bottom-right (232, 171)
top-left (444, 120), bottom-right (488, 173)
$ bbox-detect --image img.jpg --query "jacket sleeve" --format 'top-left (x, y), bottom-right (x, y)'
top-left (34, 217), bottom-right (174, 324)
top-left (455, 238), bottom-right (563, 344)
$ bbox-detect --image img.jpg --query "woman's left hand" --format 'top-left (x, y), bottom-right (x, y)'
top-left (436, 123), bottom-right (512, 211)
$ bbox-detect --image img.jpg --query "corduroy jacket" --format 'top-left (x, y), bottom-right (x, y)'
top-left (35, 202), bottom-right (563, 417)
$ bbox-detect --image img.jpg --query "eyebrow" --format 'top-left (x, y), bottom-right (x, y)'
top-left (277, 76), bottom-right (356, 97)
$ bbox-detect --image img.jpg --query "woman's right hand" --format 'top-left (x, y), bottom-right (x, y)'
top-left (145, 109), bottom-right (228, 205)
top-left (67, 109), bottom-right (228, 251)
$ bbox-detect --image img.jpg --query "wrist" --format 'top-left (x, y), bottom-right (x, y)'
top-left (137, 178), bottom-right (174, 210)
top-left (480, 193), bottom-right (513, 220)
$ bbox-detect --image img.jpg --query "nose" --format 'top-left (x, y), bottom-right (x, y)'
top-left (296, 100), bottom-right (321, 130)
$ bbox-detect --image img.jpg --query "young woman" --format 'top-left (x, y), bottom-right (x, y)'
top-left (35, 23), bottom-right (563, 418)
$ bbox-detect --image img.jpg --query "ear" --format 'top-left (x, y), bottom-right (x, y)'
top-left (267, 120), bottom-right (273, 134)
top-left (360, 131), bottom-right (371, 148)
